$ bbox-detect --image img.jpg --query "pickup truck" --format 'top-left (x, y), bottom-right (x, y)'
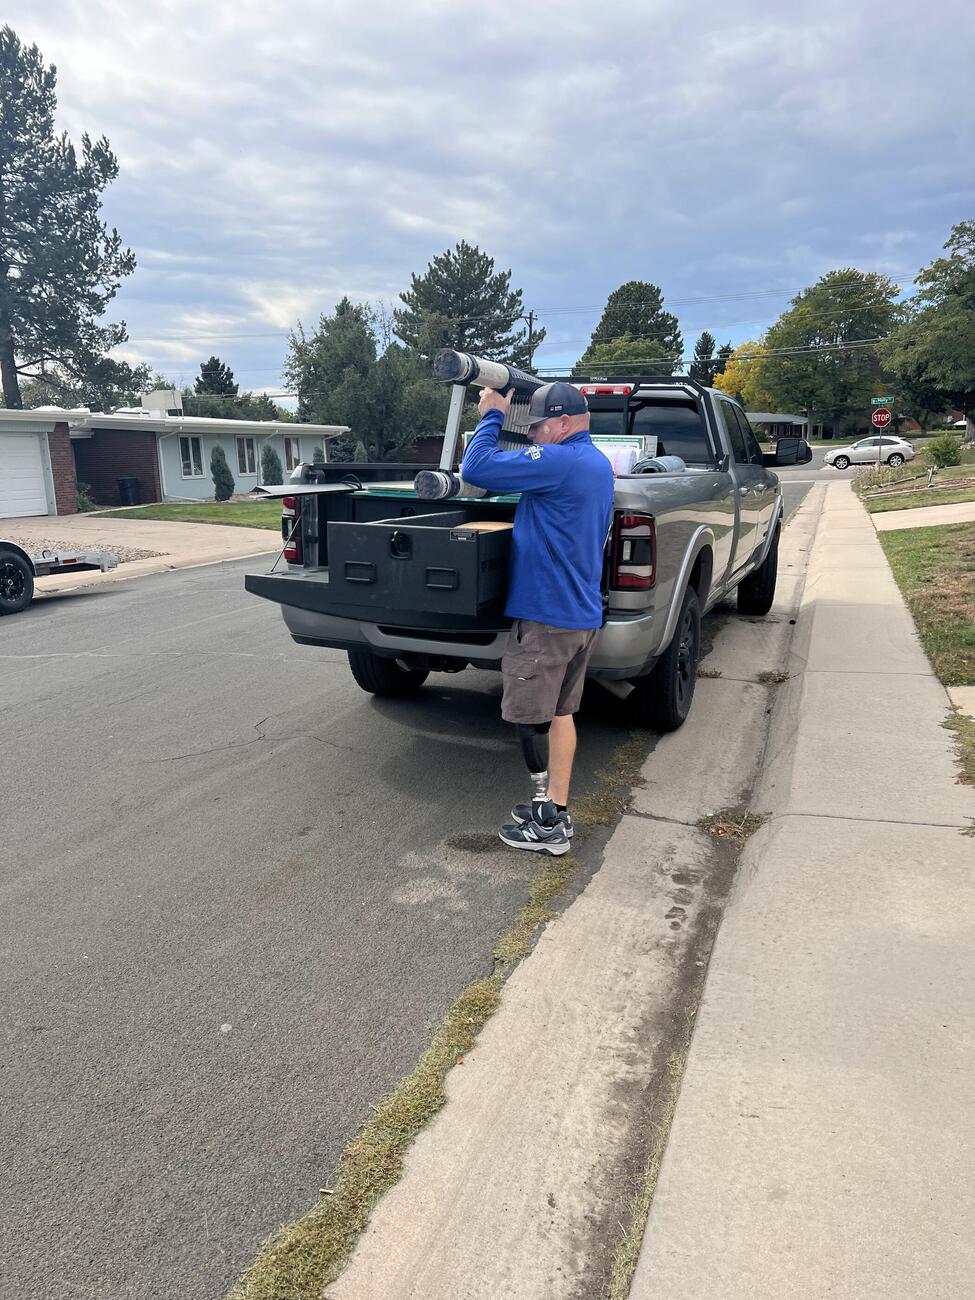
top-left (244, 375), bottom-right (810, 731)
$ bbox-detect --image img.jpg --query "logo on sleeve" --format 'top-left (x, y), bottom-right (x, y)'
top-left (525, 445), bottom-right (542, 460)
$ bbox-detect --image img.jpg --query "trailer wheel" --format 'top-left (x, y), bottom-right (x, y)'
top-left (737, 525), bottom-right (779, 616)
top-left (629, 587), bottom-right (701, 732)
top-left (347, 648), bottom-right (429, 697)
top-left (0, 550), bottom-right (34, 615)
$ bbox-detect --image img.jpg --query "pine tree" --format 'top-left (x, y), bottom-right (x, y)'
top-left (689, 331), bottom-right (717, 385)
top-left (195, 355), bottom-right (238, 396)
top-left (577, 282), bottom-right (682, 375)
top-left (0, 26), bottom-right (136, 407)
top-left (210, 444), bottom-right (235, 501)
top-left (715, 341), bottom-right (733, 377)
top-left (393, 241), bottom-right (544, 365)
top-left (260, 443), bottom-right (283, 484)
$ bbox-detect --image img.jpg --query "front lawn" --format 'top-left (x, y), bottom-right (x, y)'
top-left (99, 501), bottom-right (281, 530)
top-left (865, 484), bottom-right (975, 514)
top-left (879, 521), bottom-right (975, 686)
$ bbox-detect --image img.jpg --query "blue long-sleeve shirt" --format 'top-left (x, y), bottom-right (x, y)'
top-left (461, 408), bottom-right (615, 629)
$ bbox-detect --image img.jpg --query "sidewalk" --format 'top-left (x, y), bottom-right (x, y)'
top-left (630, 480), bottom-right (975, 1298)
top-left (872, 497), bottom-right (975, 531)
top-left (2, 513), bottom-right (279, 594)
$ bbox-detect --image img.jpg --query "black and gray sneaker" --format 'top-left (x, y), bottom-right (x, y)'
top-left (498, 799), bottom-right (571, 856)
top-left (510, 802), bottom-right (574, 838)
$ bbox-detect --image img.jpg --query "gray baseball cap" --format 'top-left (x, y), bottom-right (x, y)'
top-left (508, 381), bottom-right (589, 427)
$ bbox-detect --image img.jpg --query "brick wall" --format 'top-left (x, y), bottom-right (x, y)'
top-left (49, 424), bottom-right (78, 515)
top-left (72, 429), bottom-right (162, 507)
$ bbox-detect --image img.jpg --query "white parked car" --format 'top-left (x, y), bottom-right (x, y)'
top-left (824, 436), bottom-right (916, 470)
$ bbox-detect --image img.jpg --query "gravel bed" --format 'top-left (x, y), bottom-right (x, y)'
top-left (3, 535), bottom-right (165, 564)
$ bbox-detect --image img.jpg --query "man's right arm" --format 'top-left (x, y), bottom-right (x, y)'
top-left (461, 410), bottom-right (568, 495)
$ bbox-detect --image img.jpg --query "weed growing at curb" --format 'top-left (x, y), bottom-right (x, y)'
top-left (228, 732), bottom-right (652, 1300)
top-left (757, 669), bottom-right (790, 685)
top-left (698, 668), bottom-right (723, 679)
top-left (698, 807), bottom-right (769, 843)
top-left (944, 711), bottom-right (975, 789)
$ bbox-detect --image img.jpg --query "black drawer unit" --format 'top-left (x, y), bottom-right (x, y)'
top-left (327, 511), bottom-right (512, 616)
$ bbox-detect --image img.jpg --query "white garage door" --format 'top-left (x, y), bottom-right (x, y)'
top-left (0, 434), bottom-right (49, 518)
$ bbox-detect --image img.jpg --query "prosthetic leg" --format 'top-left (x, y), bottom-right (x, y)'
top-left (496, 721), bottom-right (569, 854)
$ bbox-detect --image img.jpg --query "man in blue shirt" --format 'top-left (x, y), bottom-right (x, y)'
top-left (462, 381), bottom-right (615, 855)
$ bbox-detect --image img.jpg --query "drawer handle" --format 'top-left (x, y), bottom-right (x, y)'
top-left (425, 567), bottom-right (459, 591)
top-left (344, 561), bottom-right (376, 584)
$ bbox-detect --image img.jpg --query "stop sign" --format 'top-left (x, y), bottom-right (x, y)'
top-left (871, 407), bottom-right (892, 429)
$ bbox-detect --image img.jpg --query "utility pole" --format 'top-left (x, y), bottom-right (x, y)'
top-left (524, 310), bottom-right (537, 370)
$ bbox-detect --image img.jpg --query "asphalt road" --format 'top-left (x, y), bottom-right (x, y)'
top-left (0, 488), bottom-right (816, 1300)
top-left (1, 560), bottom-right (631, 1300)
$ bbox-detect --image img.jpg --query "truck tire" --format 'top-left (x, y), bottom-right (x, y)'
top-left (347, 648), bottom-right (429, 697)
top-left (0, 550), bottom-right (34, 615)
top-left (629, 587), bottom-right (701, 732)
top-left (737, 525), bottom-right (779, 616)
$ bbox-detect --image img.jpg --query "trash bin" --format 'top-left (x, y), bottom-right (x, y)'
top-left (117, 476), bottom-right (141, 506)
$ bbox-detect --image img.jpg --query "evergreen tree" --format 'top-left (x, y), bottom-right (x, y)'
top-left (210, 444), bottom-right (235, 501)
top-left (393, 241), bottom-right (544, 365)
top-left (714, 341), bottom-right (733, 377)
top-left (195, 355), bottom-right (238, 396)
top-left (260, 443), bottom-right (283, 484)
top-left (689, 330), bottom-right (717, 385)
top-left (0, 26), bottom-right (136, 407)
top-left (578, 281), bottom-right (682, 375)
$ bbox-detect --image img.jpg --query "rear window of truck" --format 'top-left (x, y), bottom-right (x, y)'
top-left (587, 397), bottom-right (712, 464)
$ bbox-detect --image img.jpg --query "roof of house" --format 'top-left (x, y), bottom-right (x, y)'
top-left (67, 410), bottom-right (350, 437)
top-left (746, 411), bottom-right (808, 425)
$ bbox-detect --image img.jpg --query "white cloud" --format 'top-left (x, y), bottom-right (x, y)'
top-left (9, 0), bottom-right (974, 378)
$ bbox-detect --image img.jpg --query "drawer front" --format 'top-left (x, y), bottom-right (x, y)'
top-left (327, 519), bottom-right (509, 615)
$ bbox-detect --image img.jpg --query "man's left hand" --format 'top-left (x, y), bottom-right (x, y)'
top-left (479, 387), bottom-right (512, 418)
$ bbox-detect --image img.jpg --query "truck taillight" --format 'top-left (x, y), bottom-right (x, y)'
top-left (611, 512), bottom-right (655, 590)
top-left (282, 495), bottom-right (303, 564)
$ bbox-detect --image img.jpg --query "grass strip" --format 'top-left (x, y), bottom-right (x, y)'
top-left (865, 485), bottom-right (975, 514)
top-left (99, 502), bottom-right (281, 530)
top-left (229, 733), bottom-right (650, 1299)
top-left (879, 521), bottom-right (975, 686)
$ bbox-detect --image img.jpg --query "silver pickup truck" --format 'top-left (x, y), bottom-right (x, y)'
top-left (245, 375), bottom-right (810, 731)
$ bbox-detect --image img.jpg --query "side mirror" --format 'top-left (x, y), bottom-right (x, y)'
top-left (763, 437), bottom-right (812, 468)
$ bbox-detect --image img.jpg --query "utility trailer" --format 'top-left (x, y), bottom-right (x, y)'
top-left (0, 540), bottom-right (119, 615)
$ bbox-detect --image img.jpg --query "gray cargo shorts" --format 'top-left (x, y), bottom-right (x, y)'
top-left (501, 619), bottom-right (599, 724)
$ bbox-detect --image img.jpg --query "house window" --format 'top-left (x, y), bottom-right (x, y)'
top-left (180, 435), bottom-right (204, 478)
top-left (236, 436), bottom-right (257, 476)
top-left (284, 436), bottom-right (301, 472)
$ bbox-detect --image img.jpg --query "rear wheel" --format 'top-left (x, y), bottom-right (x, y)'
top-left (0, 550), bottom-right (34, 615)
top-left (737, 525), bottom-right (779, 616)
top-left (832, 455), bottom-right (850, 470)
top-left (629, 587), bottom-right (701, 732)
top-left (347, 648), bottom-right (429, 697)
top-left (886, 453), bottom-right (905, 466)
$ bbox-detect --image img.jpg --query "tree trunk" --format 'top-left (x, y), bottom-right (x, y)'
top-left (0, 327), bottom-right (23, 409)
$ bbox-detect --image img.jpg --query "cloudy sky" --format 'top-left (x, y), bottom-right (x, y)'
top-left (11, 0), bottom-right (975, 396)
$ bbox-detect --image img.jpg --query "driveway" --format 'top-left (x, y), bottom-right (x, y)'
top-left (1, 514), bottom-right (279, 592)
